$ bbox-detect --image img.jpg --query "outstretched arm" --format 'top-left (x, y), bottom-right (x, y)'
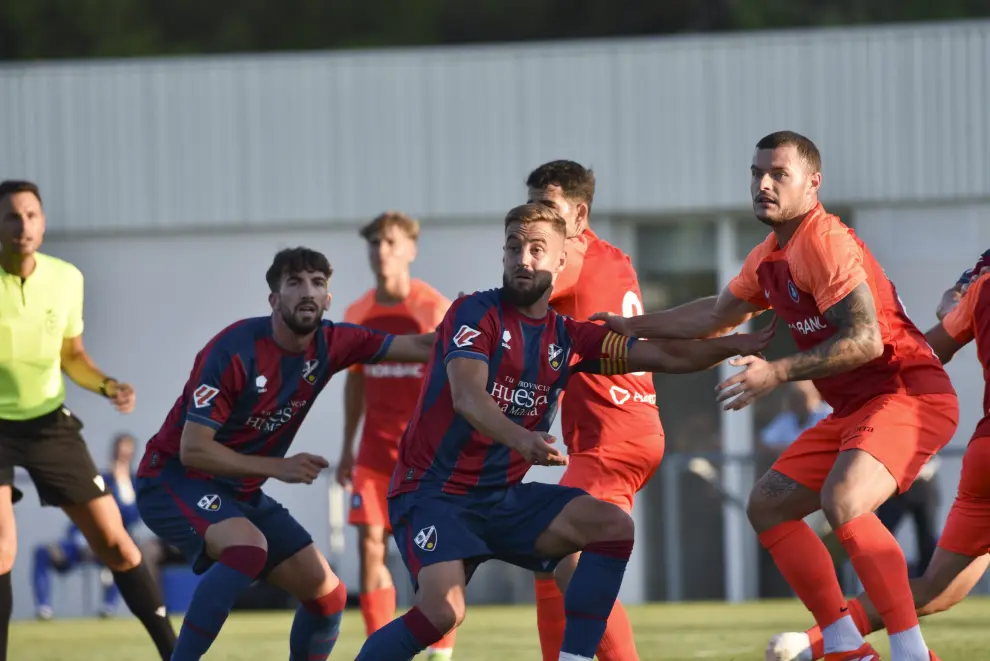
top-left (620, 321), bottom-right (776, 374)
top-left (381, 332), bottom-right (436, 363)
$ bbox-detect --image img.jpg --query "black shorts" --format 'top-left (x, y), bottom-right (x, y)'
top-left (0, 406), bottom-right (108, 507)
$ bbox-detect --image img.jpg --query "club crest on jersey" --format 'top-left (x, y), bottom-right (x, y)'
top-left (414, 525), bottom-right (438, 552)
top-left (192, 385), bottom-right (219, 409)
top-left (302, 359), bottom-right (319, 384)
top-left (453, 325), bottom-right (481, 348)
top-left (197, 494), bottom-right (221, 512)
top-left (351, 493), bottom-right (362, 510)
top-left (787, 280), bottom-right (800, 303)
top-left (548, 343), bottom-right (563, 371)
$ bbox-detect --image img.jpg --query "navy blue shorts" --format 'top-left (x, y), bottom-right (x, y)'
top-left (389, 481), bottom-right (586, 590)
top-left (136, 462), bottom-right (312, 578)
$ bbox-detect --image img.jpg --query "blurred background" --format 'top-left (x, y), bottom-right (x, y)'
top-left (2, 0), bottom-right (989, 625)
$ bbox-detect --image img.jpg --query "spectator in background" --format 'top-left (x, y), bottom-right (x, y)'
top-left (31, 433), bottom-right (142, 619)
top-left (759, 381), bottom-right (832, 455)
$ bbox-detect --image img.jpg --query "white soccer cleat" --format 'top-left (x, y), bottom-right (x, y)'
top-left (766, 632), bottom-right (814, 661)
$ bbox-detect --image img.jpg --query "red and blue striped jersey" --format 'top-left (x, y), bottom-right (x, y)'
top-left (389, 288), bottom-right (637, 497)
top-left (137, 316), bottom-right (393, 495)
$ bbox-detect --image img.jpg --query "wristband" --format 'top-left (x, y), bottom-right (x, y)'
top-left (99, 377), bottom-right (118, 398)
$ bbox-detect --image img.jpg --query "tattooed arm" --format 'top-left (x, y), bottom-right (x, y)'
top-left (772, 282), bottom-right (884, 382)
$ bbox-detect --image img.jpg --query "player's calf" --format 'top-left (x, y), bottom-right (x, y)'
top-left (267, 543), bottom-right (348, 661)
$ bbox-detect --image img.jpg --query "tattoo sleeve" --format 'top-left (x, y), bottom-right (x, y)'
top-left (773, 282), bottom-right (883, 382)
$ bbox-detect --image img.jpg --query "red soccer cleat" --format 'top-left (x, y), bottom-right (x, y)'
top-left (823, 642), bottom-right (881, 661)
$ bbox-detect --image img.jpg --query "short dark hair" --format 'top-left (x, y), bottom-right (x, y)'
top-left (265, 247), bottom-right (333, 292)
top-left (525, 160), bottom-right (596, 212)
top-left (504, 203), bottom-right (568, 238)
top-left (0, 180), bottom-right (42, 205)
top-left (359, 210), bottom-right (420, 242)
top-left (755, 131), bottom-right (822, 172)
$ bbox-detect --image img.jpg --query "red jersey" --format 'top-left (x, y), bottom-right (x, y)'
top-left (942, 272), bottom-right (990, 438)
top-left (549, 229), bottom-right (662, 453)
top-left (729, 204), bottom-right (954, 417)
top-left (343, 280), bottom-right (449, 475)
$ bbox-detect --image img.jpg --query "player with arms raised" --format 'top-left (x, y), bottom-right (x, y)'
top-left (354, 203), bottom-right (773, 661)
top-left (594, 132), bottom-right (958, 661)
top-left (524, 160), bottom-right (663, 661)
top-left (135, 247), bottom-right (435, 661)
top-left (336, 211), bottom-right (455, 658)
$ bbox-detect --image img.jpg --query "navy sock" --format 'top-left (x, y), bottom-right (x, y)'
top-left (355, 607), bottom-right (443, 661)
top-left (32, 546), bottom-right (52, 610)
top-left (561, 539), bottom-right (634, 658)
top-left (288, 583), bottom-right (346, 661)
top-left (172, 546), bottom-right (267, 661)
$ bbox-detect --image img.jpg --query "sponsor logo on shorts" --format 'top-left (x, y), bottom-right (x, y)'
top-left (192, 385), bottom-right (220, 409)
top-left (414, 525), bottom-right (438, 552)
top-left (93, 475), bottom-right (106, 492)
top-left (453, 325), bottom-right (481, 348)
top-left (197, 494), bottom-right (221, 512)
top-left (548, 343), bottom-right (563, 371)
top-left (351, 493), bottom-right (363, 510)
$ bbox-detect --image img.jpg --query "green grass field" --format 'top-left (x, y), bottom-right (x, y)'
top-left (11, 598), bottom-right (990, 660)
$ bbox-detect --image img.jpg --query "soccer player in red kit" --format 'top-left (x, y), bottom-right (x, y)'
top-left (594, 132), bottom-right (957, 661)
top-left (769, 261), bottom-right (990, 661)
top-left (335, 211), bottom-right (454, 657)
top-left (136, 247), bottom-right (436, 661)
top-left (525, 160), bottom-right (662, 661)
top-left (354, 203), bottom-right (773, 661)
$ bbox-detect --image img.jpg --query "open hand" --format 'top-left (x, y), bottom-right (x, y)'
top-left (587, 311), bottom-right (632, 336)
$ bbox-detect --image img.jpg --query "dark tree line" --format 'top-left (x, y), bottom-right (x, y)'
top-left (1, 0), bottom-right (987, 61)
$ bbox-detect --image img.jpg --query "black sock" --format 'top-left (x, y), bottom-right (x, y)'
top-left (0, 572), bottom-right (10, 661)
top-left (112, 559), bottom-right (177, 661)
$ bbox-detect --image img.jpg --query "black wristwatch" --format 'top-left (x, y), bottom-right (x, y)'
top-left (99, 377), bottom-right (118, 398)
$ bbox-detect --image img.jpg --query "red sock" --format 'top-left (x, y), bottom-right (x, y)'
top-left (836, 514), bottom-right (918, 635)
top-left (805, 596), bottom-right (873, 660)
top-left (428, 628), bottom-right (457, 650)
top-left (359, 586), bottom-right (396, 636)
top-left (596, 600), bottom-right (639, 661)
top-left (535, 578), bottom-right (566, 661)
top-left (758, 521), bottom-right (847, 627)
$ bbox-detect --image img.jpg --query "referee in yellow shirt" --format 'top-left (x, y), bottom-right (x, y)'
top-left (0, 180), bottom-right (175, 660)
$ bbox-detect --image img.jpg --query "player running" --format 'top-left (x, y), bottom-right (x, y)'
top-left (524, 160), bottom-right (663, 661)
top-left (593, 131), bottom-right (958, 661)
top-left (335, 211), bottom-right (455, 658)
top-left (354, 203), bottom-right (773, 661)
top-left (135, 247), bottom-right (436, 661)
top-left (768, 259), bottom-right (990, 661)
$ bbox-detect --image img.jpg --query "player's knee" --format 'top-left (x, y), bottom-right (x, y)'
top-left (204, 518), bottom-right (268, 560)
top-left (819, 484), bottom-right (871, 528)
top-left (417, 592), bottom-right (465, 635)
top-left (97, 535), bottom-right (142, 572)
top-left (746, 472), bottom-right (817, 533)
top-left (359, 528), bottom-right (387, 565)
top-left (593, 504), bottom-right (634, 544)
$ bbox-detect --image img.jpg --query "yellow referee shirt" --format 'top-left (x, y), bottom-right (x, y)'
top-left (0, 253), bottom-right (84, 420)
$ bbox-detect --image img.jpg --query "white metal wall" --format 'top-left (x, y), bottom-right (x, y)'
top-left (1, 20), bottom-right (988, 234)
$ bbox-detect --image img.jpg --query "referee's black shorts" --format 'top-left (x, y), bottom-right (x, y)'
top-left (0, 406), bottom-right (108, 507)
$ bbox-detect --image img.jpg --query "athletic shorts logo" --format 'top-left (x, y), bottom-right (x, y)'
top-left (92, 475), bottom-right (106, 492)
top-left (453, 325), bottom-right (481, 348)
top-left (193, 385), bottom-right (220, 409)
top-left (548, 343), bottom-right (563, 371)
top-left (197, 494), bottom-right (221, 512)
top-left (414, 525), bottom-right (438, 552)
top-left (351, 493), bottom-right (363, 510)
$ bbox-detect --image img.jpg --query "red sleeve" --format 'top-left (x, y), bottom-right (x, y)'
top-left (727, 240), bottom-right (773, 310)
top-left (328, 322), bottom-right (394, 373)
top-left (185, 337), bottom-right (245, 430)
top-left (565, 317), bottom-right (638, 375)
top-left (441, 294), bottom-right (498, 366)
top-left (789, 225), bottom-right (868, 313)
top-left (942, 272), bottom-right (989, 344)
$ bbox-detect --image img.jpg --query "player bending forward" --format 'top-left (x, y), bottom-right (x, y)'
top-left (769, 261), bottom-right (990, 661)
top-left (594, 131), bottom-right (957, 661)
top-left (135, 247), bottom-right (435, 661)
top-left (353, 203), bottom-right (773, 661)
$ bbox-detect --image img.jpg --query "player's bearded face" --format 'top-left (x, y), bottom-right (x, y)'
top-left (273, 271), bottom-right (330, 335)
top-left (750, 146), bottom-right (821, 225)
top-left (503, 221), bottom-right (566, 307)
top-left (0, 192), bottom-right (45, 256)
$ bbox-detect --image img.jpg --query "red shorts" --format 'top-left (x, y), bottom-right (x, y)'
top-left (348, 465), bottom-right (392, 532)
top-left (559, 434), bottom-right (664, 513)
top-left (772, 392), bottom-right (958, 494)
top-left (937, 436), bottom-right (990, 558)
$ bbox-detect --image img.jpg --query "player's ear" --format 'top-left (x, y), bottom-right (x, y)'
top-left (557, 243), bottom-right (567, 275)
top-left (809, 171), bottom-right (822, 195)
top-left (575, 202), bottom-right (589, 234)
top-left (268, 291), bottom-right (278, 310)
top-left (324, 292), bottom-right (332, 311)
